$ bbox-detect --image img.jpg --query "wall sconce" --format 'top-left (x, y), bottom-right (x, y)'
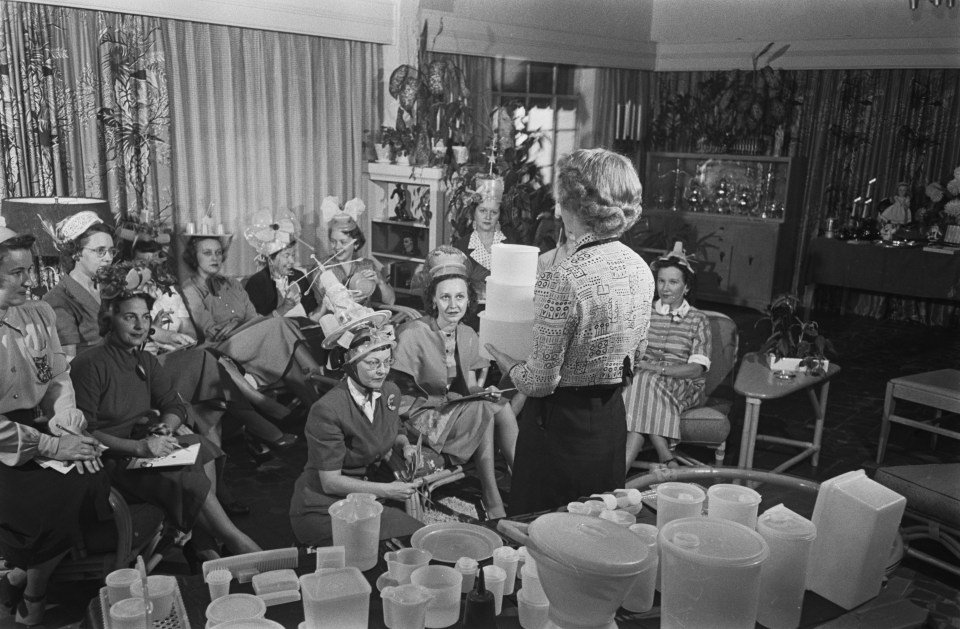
top-left (615, 101), bottom-right (642, 142)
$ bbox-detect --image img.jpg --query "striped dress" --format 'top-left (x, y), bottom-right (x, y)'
top-left (624, 304), bottom-right (711, 440)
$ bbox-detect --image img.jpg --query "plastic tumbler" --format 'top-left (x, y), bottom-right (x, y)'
top-left (330, 493), bottom-right (383, 571)
top-left (517, 588), bottom-right (550, 629)
top-left (623, 523), bottom-right (658, 613)
top-left (105, 568), bottom-right (140, 605)
top-left (707, 484), bottom-right (762, 529)
top-left (109, 597), bottom-right (149, 629)
top-left (655, 483), bottom-right (706, 530)
top-left (206, 568), bottom-right (232, 601)
top-left (381, 583), bottom-right (432, 629)
top-left (385, 548), bottom-right (433, 585)
top-left (519, 563), bottom-right (547, 605)
top-left (756, 505), bottom-right (817, 629)
top-left (482, 565), bottom-right (507, 615)
top-left (410, 565), bottom-right (463, 628)
top-left (129, 574), bottom-right (177, 619)
top-left (493, 546), bottom-right (519, 595)
top-left (455, 557), bottom-right (479, 593)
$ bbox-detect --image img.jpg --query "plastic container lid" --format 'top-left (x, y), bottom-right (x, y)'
top-left (492, 547), bottom-right (518, 562)
top-left (110, 597), bottom-right (148, 619)
top-left (251, 569), bottom-right (298, 595)
top-left (657, 482), bottom-right (706, 504)
top-left (455, 557), bottom-right (479, 572)
top-left (205, 593), bottom-right (267, 625)
top-left (528, 513), bottom-right (650, 577)
top-left (660, 517), bottom-right (770, 568)
top-left (206, 569), bottom-right (233, 585)
top-left (215, 619), bottom-right (285, 628)
top-left (105, 568), bottom-right (141, 586)
top-left (708, 484), bottom-right (761, 505)
top-left (599, 509), bottom-right (637, 527)
top-left (299, 567), bottom-right (371, 603)
top-left (757, 506), bottom-right (817, 542)
top-left (329, 493), bottom-right (383, 523)
top-left (628, 523), bottom-right (659, 549)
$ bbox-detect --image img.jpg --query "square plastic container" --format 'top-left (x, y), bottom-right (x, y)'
top-left (252, 569), bottom-right (299, 595)
top-left (300, 567), bottom-right (370, 629)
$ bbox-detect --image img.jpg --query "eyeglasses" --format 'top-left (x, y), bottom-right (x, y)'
top-left (83, 247), bottom-right (118, 259)
top-left (358, 358), bottom-right (395, 370)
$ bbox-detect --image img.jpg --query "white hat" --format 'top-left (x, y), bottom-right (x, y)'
top-left (317, 270), bottom-right (391, 349)
top-left (243, 210), bottom-right (301, 258)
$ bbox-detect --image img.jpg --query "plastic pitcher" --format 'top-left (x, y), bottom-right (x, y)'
top-left (756, 505), bottom-right (817, 629)
top-left (300, 567), bottom-right (371, 629)
top-left (806, 470), bottom-right (906, 609)
top-left (381, 583), bottom-right (432, 629)
top-left (410, 565), bottom-right (462, 628)
top-left (385, 548), bottom-right (432, 585)
top-left (660, 516), bottom-right (770, 629)
top-left (655, 482), bottom-right (706, 529)
top-left (329, 493), bottom-right (383, 571)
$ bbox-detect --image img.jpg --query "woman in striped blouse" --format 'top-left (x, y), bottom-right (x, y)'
top-left (623, 243), bottom-right (711, 469)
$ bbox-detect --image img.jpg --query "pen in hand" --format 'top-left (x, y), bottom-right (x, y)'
top-left (59, 426), bottom-right (108, 451)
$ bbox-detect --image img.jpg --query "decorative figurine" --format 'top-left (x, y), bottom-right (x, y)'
top-left (390, 184), bottom-right (414, 221)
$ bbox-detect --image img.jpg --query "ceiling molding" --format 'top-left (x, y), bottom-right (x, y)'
top-left (422, 10), bottom-right (657, 70)
top-left (656, 38), bottom-right (960, 71)
top-left (20, 0), bottom-right (397, 44)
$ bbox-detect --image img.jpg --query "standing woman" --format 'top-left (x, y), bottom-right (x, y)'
top-left (486, 148), bottom-right (655, 515)
top-left (0, 227), bottom-right (109, 626)
top-left (623, 244), bottom-right (711, 469)
top-left (41, 211), bottom-right (117, 358)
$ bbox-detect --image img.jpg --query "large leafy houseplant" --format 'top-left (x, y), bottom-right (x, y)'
top-left (758, 294), bottom-right (835, 376)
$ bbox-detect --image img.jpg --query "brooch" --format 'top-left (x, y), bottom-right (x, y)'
top-left (386, 394), bottom-right (397, 411)
top-left (33, 355), bottom-right (52, 384)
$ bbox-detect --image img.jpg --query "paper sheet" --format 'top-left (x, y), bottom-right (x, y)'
top-left (127, 443), bottom-right (200, 469)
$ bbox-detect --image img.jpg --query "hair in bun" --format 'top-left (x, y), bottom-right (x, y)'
top-left (555, 149), bottom-right (643, 238)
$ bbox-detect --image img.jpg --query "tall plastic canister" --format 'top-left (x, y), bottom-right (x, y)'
top-left (660, 516), bottom-right (770, 629)
top-left (805, 470), bottom-right (906, 609)
top-left (329, 493), bottom-right (383, 571)
top-left (756, 504), bottom-right (817, 629)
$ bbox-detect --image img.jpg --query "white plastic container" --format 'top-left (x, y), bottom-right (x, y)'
top-left (381, 583), bottom-right (432, 629)
top-left (598, 509), bottom-right (636, 528)
top-left (105, 568), bottom-right (140, 606)
top-left (384, 548), bottom-right (432, 585)
top-left (109, 597), bottom-right (148, 629)
top-left (455, 557), bottom-right (478, 593)
top-left (493, 546), bottom-right (519, 595)
top-left (519, 563), bottom-right (547, 605)
top-left (707, 484), bottom-right (762, 529)
top-left (329, 493), bottom-right (383, 571)
top-left (660, 516), bottom-right (769, 629)
top-left (300, 567), bottom-right (370, 629)
top-left (251, 569), bottom-right (298, 595)
top-left (205, 593), bottom-right (267, 628)
top-left (806, 470), bottom-right (906, 609)
top-left (410, 565), bottom-right (462, 628)
top-left (129, 574), bottom-right (177, 619)
top-left (655, 482), bottom-right (706, 529)
top-left (481, 565), bottom-right (507, 615)
top-left (622, 523), bottom-right (658, 613)
top-left (517, 587), bottom-right (550, 629)
top-left (206, 568), bottom-right (233, 601)
top-left (756, 505), bottom-right (817, 629)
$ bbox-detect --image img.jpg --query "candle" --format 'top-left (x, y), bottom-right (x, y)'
top-left (216, 223), bottom-right (225, 235)
top-left (625, 100), bottom-right (632, 140)
top-left (635, 104), bottom-right (642, 139)
top-left (616, 104), bottom-right (622, 140)
top-left (186, 222), bottom-right (196, 235)
top-left (140, 210), bottom-right (151, 224)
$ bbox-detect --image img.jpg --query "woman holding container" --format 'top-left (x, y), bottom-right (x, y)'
top-left (486, 148), bottom-right (654, 515)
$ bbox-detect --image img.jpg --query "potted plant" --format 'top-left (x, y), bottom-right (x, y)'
top-left (758, 294), bottom-right (835, 376)
top-left (373, 126), bottom-right (397, 163)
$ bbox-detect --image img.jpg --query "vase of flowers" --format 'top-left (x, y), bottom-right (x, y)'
top-left (759, 294), bottom-right (835, 377)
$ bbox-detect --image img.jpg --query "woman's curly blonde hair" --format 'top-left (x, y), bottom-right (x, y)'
top-left (554, 149), bottom-right (643, 238)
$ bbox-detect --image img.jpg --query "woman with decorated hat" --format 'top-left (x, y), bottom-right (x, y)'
top-left (311, 197), bottom-right (395, 310)
top-left (390, 245), bottom-right (518, 520)
top-left (41, 210), bottom-right (118, 358)
top-left (622, 242), bottom-right (712, 469)
top-left (289, 272), bottom-right (420, 546)
top-left (242, 210), bottom-right (320, 319)
top-left (180, 228), bottom-right (324, 407)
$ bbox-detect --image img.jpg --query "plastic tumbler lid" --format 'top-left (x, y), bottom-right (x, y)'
top-left (206, 569), bottom-right (232, 584)
top-left (528, 513), bottom-right (649, 577)
top-left (110, 597), bottom-right (148, 619)
top-left (660, 517), bottom-right (769, 568)
top-left (708, 484), bottom-right (761, 505)
top-left (206, 593), bottom-right (266, 624)
top-left (216, 620), bottom-right (285, 628)
top-left (757, 506), bottom-right (817, 542)
top-left (628, 523), bottom-right (659, 549)
top-left (657, 482), bottom-right (706, 504)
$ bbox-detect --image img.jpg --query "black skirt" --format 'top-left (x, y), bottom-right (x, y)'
top-left (507, 386), bottom-right (627, 516)
top-left (0, 461), bottom-right (111, 568)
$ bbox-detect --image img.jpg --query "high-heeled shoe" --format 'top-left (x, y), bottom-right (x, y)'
top-left (0, 572), bottom-right (25, 614)
top-left (15, 592), bottom-right (45, 626)
top-left (248, 432), bottom-right (299, 456)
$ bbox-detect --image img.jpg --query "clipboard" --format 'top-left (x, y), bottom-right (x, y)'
top-left (127, 443), bottom-right (200, 469)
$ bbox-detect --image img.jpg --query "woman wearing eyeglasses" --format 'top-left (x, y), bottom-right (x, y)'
top-left (42, 211), bottom-right (118, 358)
top-left (289, 299), bottom-right (420, 546)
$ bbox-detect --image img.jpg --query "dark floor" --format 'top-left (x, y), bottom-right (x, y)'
top-left (4, 302), bottom-right (960, 628)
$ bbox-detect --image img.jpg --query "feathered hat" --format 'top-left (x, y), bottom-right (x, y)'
top-left (39, 210), bottom-right (103, 250)
top-left (243, 210), bottom-right (304, 259)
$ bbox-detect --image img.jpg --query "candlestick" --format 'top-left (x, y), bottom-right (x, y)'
top-left (635, 104), bottom-right (642, 139)
top-left (863, 198), bottom-right (873, 219)
top-left (615, 104), bottom-right (622, 140)
top-left (625, 100), bottom-right (632, 140)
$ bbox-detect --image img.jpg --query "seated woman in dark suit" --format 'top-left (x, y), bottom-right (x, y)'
top-left (242, 211), bottom-right (320, 319)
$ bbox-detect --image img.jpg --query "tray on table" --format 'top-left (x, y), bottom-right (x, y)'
top-left (99, 581), bottom-right (192, 629)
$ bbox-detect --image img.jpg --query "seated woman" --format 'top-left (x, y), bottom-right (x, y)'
top-left (41, 211), bottom-right (117, 358)
top-left (623, 243), bottom-right (712, 469)
top-left (70, 291), bottom-right (261, 564)
top-left (242, 211), bottom-right (320, 319)
top-left (312, 200), bottom-right (395, 310)
top-left (390, 246), bottom-right (518, 520)
top-left (0, 227), bottom-right (109, 626)
top-left (180, 231), bottom-right (323, 406)
top-left (289, 306), bottom-right (420, 546)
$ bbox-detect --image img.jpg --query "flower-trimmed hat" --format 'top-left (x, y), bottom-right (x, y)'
top-left (653, 241), bottom-right (696, 276)
top-left (425, 245), bottom-right (468, 280)
top-left (243, 210), bottom-right (302, 259)
top-left (38, 210), bottom-right (103, 250)
top-left (474, 174), bottom-right (504, 208)
top-left (94, 259), bottom-right (177, 301)
top-left (340, 324), bottom-right (397, 366)
top-left (318, 270), bottom-right (391, 350)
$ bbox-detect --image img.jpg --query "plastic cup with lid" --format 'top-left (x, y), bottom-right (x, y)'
top-left (707, 483), bottom-right (762, 529)
top-left (756, 505), bottom-right (817, 629)
top-left (520, 562), bottom-right (547, 605)
top-left (205, 568), bottom-right (232, 602)
top-left (129, 574), bottom-right (177, 619)
top-left (623, 523), bottom-right (659, 612)
top-left (659, 516), bottom-right (770, 629)
top-left (493, 546), bottom-right (519, 595)
top-left (517, 587), bottom-right (550, 629)
top-left (205, 593), bottom-right (267, 628)
top-left (481, 565), bottom-right (507, 615)
top-left (381, 583), bottom-right (432, 629)
top-left (109, 597), bottom-right (149, 629)
top-left (105, 568), bottom-right (141, 605)
top-left (655, 482), bottom-right (706, 529)
top-left (455, 557), bottom-right (479, 593)
top-left (385, 547), bottom-right (432, 585)
top-left (410, 565), bottom-right (462, 628)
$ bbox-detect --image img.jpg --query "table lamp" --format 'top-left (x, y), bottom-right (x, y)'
top-left (0, 197), bottom-right (112, 256)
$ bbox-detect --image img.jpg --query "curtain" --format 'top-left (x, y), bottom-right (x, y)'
top-left (162, 21), bottom-right (381, 275)
top-left (0, 1), bottom-right (170, 216)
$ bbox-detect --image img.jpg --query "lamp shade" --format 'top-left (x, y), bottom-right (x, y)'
top-left (0, 197), bottom-right (112, 256)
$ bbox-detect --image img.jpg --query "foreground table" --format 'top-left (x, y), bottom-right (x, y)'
top-left (734, 353), bottom-right (841, 473)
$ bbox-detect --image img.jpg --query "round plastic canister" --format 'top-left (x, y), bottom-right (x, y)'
top-left (205, 593), bottom-right (267, 629)
top-left (526, 513), bottom-right (652, 629)
top-left (655, 483), bottom-right (706, 530)
top-left (660, 517), bottom-right (770, 629)
top-left (756, 506), bottom-right (817, 629)
top-left (622, 523), bottom-right (659, 613)
top-left (707, 484), bottom-right (762, 529)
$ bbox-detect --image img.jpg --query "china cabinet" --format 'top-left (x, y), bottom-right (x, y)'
top-left (637, 152), bottom-right (806, 311)
top-left (361, 164), bottom-right (448, 296)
